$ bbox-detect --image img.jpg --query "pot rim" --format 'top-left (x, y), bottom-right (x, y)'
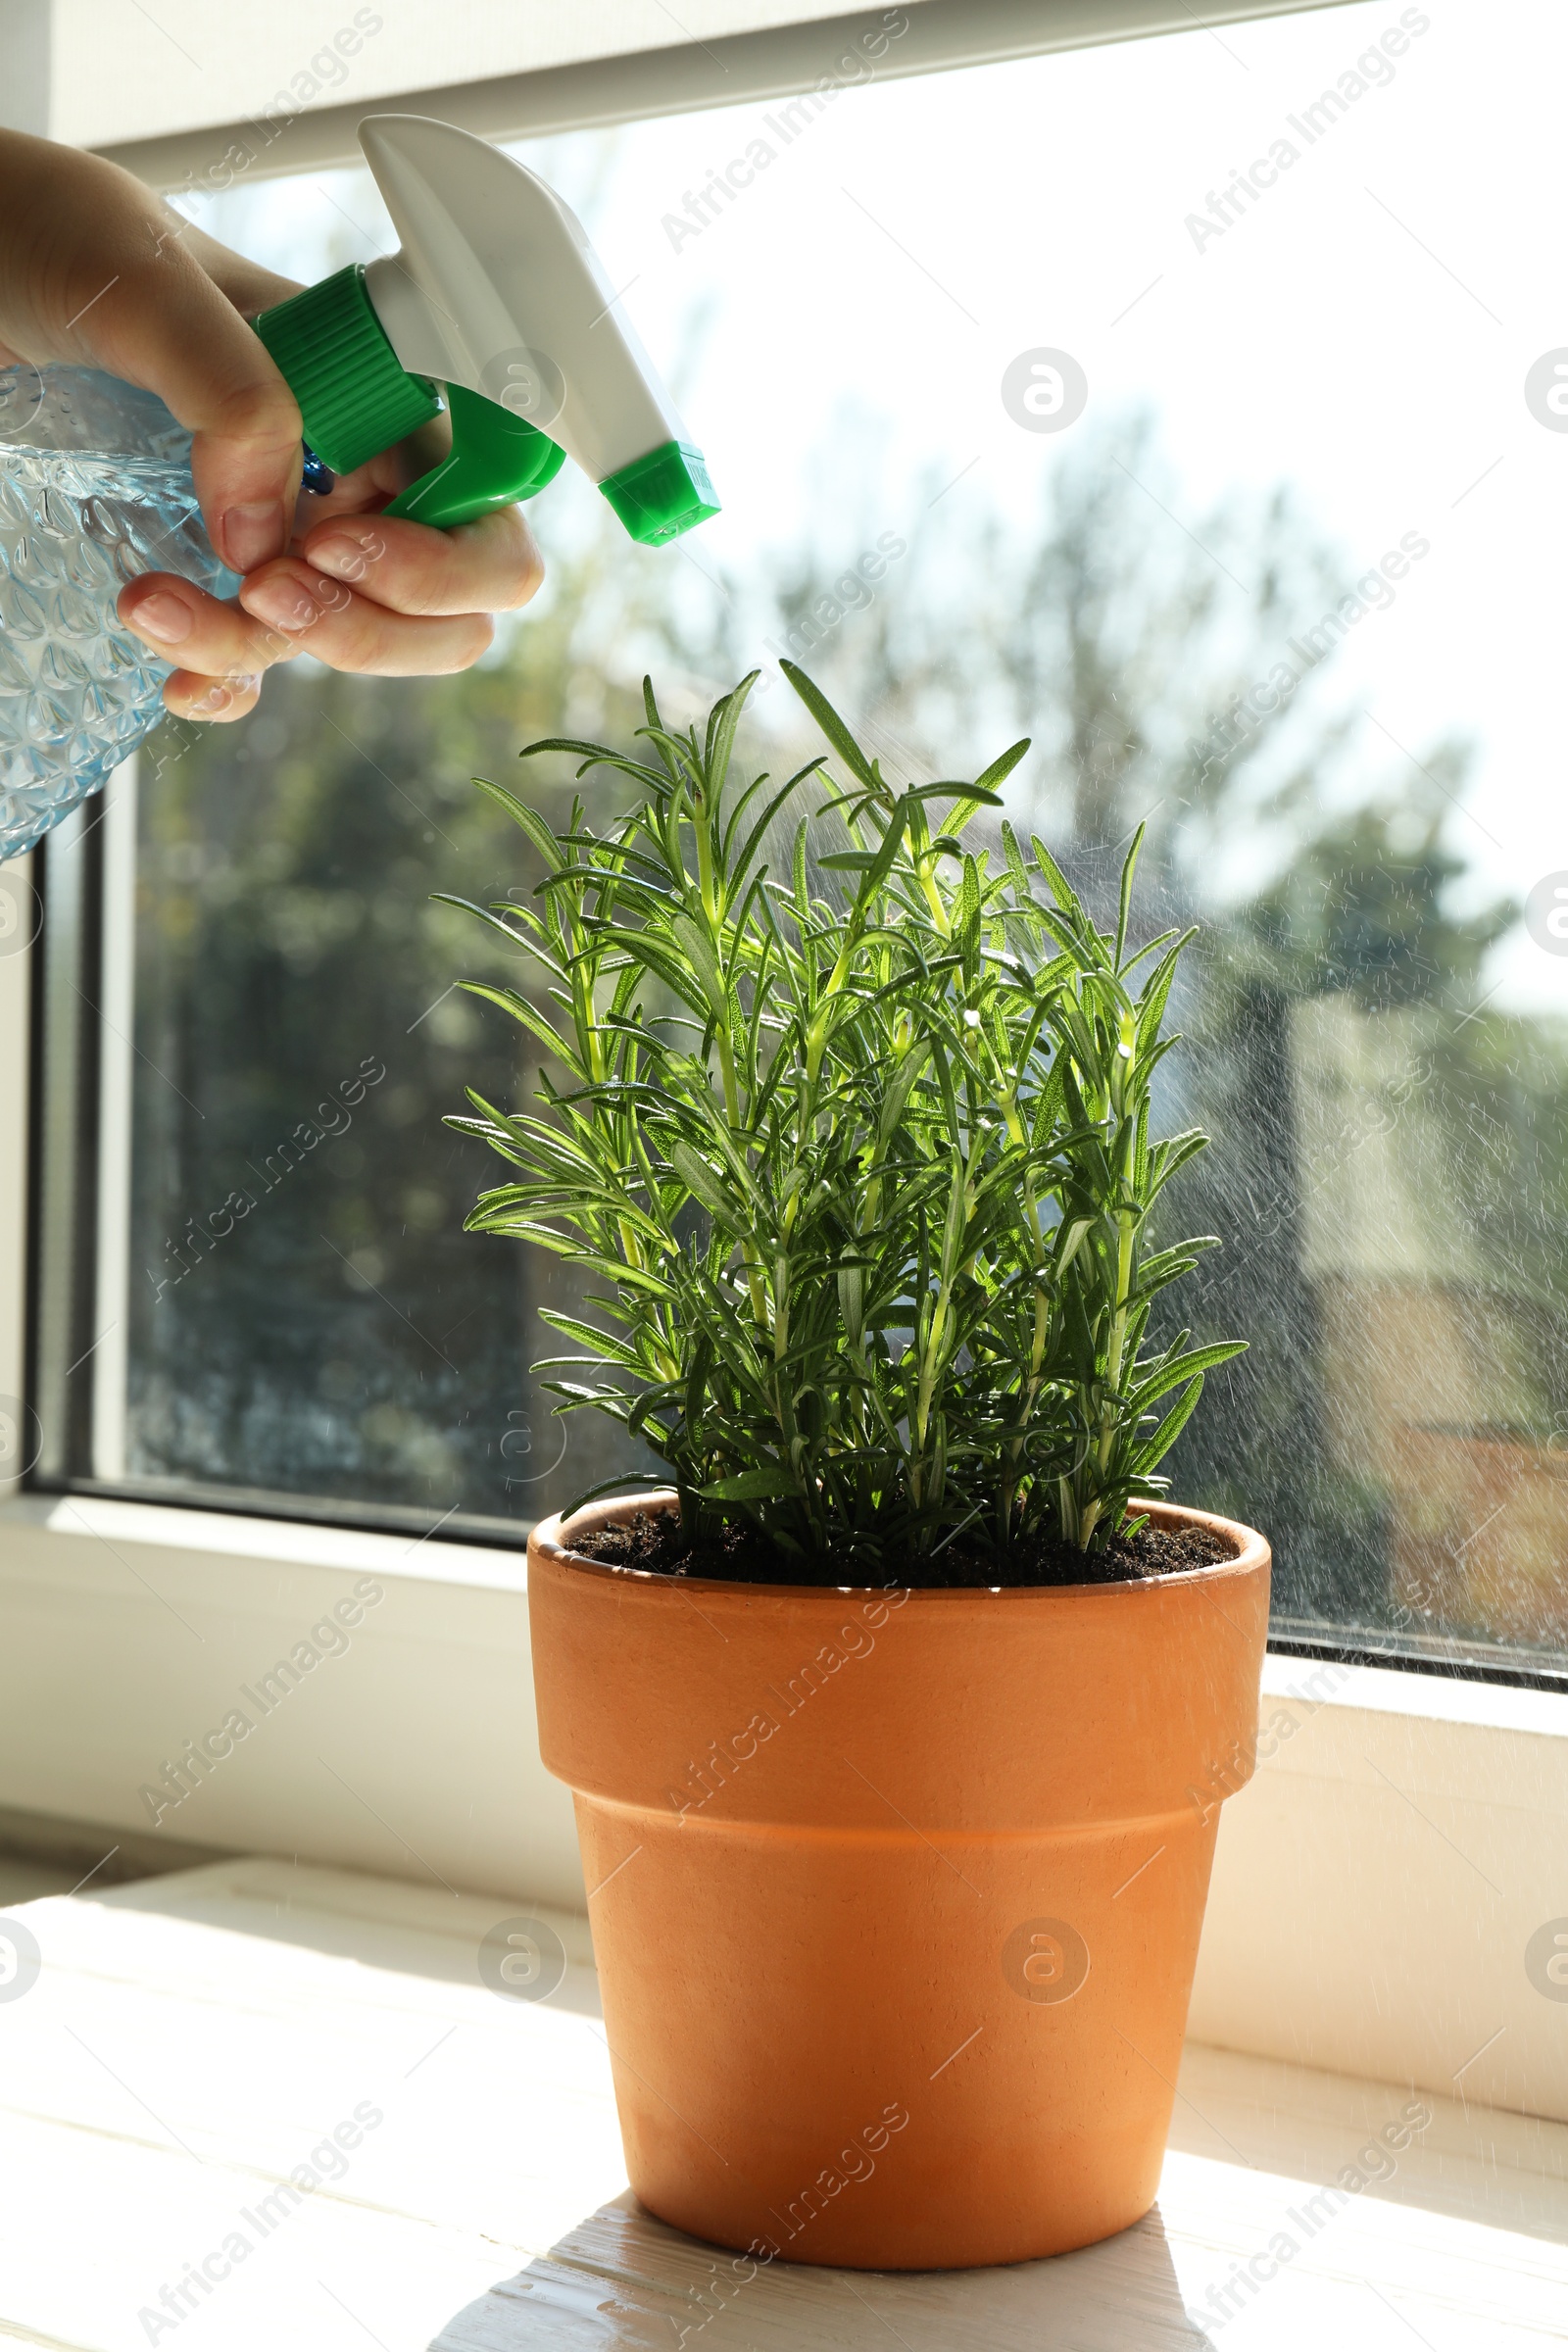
top-left (528, 1490), bottom-right (1269, 1600)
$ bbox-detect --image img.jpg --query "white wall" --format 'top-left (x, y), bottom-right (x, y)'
top-left (1193, 1655), bottom-right (1568, 2129)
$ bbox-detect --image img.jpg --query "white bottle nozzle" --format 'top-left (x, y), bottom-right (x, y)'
top-left (354, 115), bottom-right (717, 541)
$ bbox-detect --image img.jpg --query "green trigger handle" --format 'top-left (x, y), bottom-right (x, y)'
top-left (254, 265), bottom-right (564, 532)
top-left (385, 385), bottom-right (565, 527)
top-left (255, 262), bottom-right (718, 544)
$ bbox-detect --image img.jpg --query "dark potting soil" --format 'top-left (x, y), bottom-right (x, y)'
top-left (564, 1509), bottom-right (1238, 1591)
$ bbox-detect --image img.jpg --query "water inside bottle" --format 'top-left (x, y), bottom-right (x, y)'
top-left (0, 364), bottom-right (236, 862)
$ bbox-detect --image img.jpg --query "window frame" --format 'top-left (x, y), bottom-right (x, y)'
top-left (4, 0), bottom-right (1565, 2131)
top-left (7, 0), bottom-right (1565, 1661)
top-left (88, 0), bottom-right (1367, 186)
top-left (5, 0), bottom-right (1559, 1663)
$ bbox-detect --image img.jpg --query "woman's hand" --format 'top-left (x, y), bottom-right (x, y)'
top-left (0, 129), bottom-right (543, 722)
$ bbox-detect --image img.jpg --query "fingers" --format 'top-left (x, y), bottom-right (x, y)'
top-left (120, 500), bottom-right (543, 717)
top-left (122, 559), bottom-right (492, 695)
top-left (118, 574), bottom-right (296, 722)
top-left (236, 560), bottom-right (496, 675)
top-left (107, 245), bottom-right (303, 573)
top-left (163, 669), bottom-right (266, 724)
top-left (297, 506), bottom-right (545, 615)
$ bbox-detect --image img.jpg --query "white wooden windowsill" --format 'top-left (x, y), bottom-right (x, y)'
top-left (0, 1489), bottom-right (543, 1592)
top-left (0, 1855), bottom-right (1563, 2350)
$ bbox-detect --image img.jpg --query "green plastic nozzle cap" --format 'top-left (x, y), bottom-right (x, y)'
top-left (600, 440), bottom-right (719, 545)
top-left (254, 265), bottom-right (439, 475)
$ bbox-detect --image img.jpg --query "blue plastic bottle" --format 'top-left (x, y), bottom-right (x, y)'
top-left (0, 362), bottom-right (236, 863)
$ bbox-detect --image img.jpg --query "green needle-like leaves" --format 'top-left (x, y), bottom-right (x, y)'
top-left (448, 670), bottom-right (1243, 1580)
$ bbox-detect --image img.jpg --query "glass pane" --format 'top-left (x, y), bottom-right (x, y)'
top-left (95, 3), bottom-right (1568, 1664)
top-left (127, 662), bottom-right (661, 1535)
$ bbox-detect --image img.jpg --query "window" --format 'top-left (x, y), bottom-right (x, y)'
top-left (26, 0), bottom-right (1568, 1684)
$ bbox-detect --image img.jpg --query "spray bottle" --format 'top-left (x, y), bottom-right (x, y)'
top-left (0, 114), bottom-right (718, 862)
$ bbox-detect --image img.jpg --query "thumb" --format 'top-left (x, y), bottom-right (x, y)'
top-left (89, 233), bottom-right (305, 575)
top-left (0, 134), bottom-right (303, 572)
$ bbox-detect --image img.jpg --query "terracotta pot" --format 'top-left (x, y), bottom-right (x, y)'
top-left (528, 1494), bottom-right (1270, 2271)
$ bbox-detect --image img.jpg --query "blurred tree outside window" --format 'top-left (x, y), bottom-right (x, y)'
top-left (107, 19), bottom-right (1568, 1673)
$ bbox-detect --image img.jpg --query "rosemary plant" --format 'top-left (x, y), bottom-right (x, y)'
top-left (446, 667), bottom-right (1242, 1581)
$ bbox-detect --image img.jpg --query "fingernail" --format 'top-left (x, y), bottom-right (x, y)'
top-left (220, 499), bottom-right (285, 573)
top-left (242, 577), bottom-right (319, 633)
top-left (125, 589), bottom-right (193, 645)
top-left (307, 530), bottom-right (381, 581)
top-left (189, 671), bottom-right (261, 717)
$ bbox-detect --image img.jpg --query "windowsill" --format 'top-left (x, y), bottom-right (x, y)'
top-left (5, 1852), bottom-right (1566, 2347)
top-left (1, 1484), bottom-right (1565, 2123)
top-left (1258, 1648), bottom-right (1568, 1739)
top-left (0, 1488), bottom-right (534, 1592)
top-left (4, 1490), bottom-right (1566, 1736)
